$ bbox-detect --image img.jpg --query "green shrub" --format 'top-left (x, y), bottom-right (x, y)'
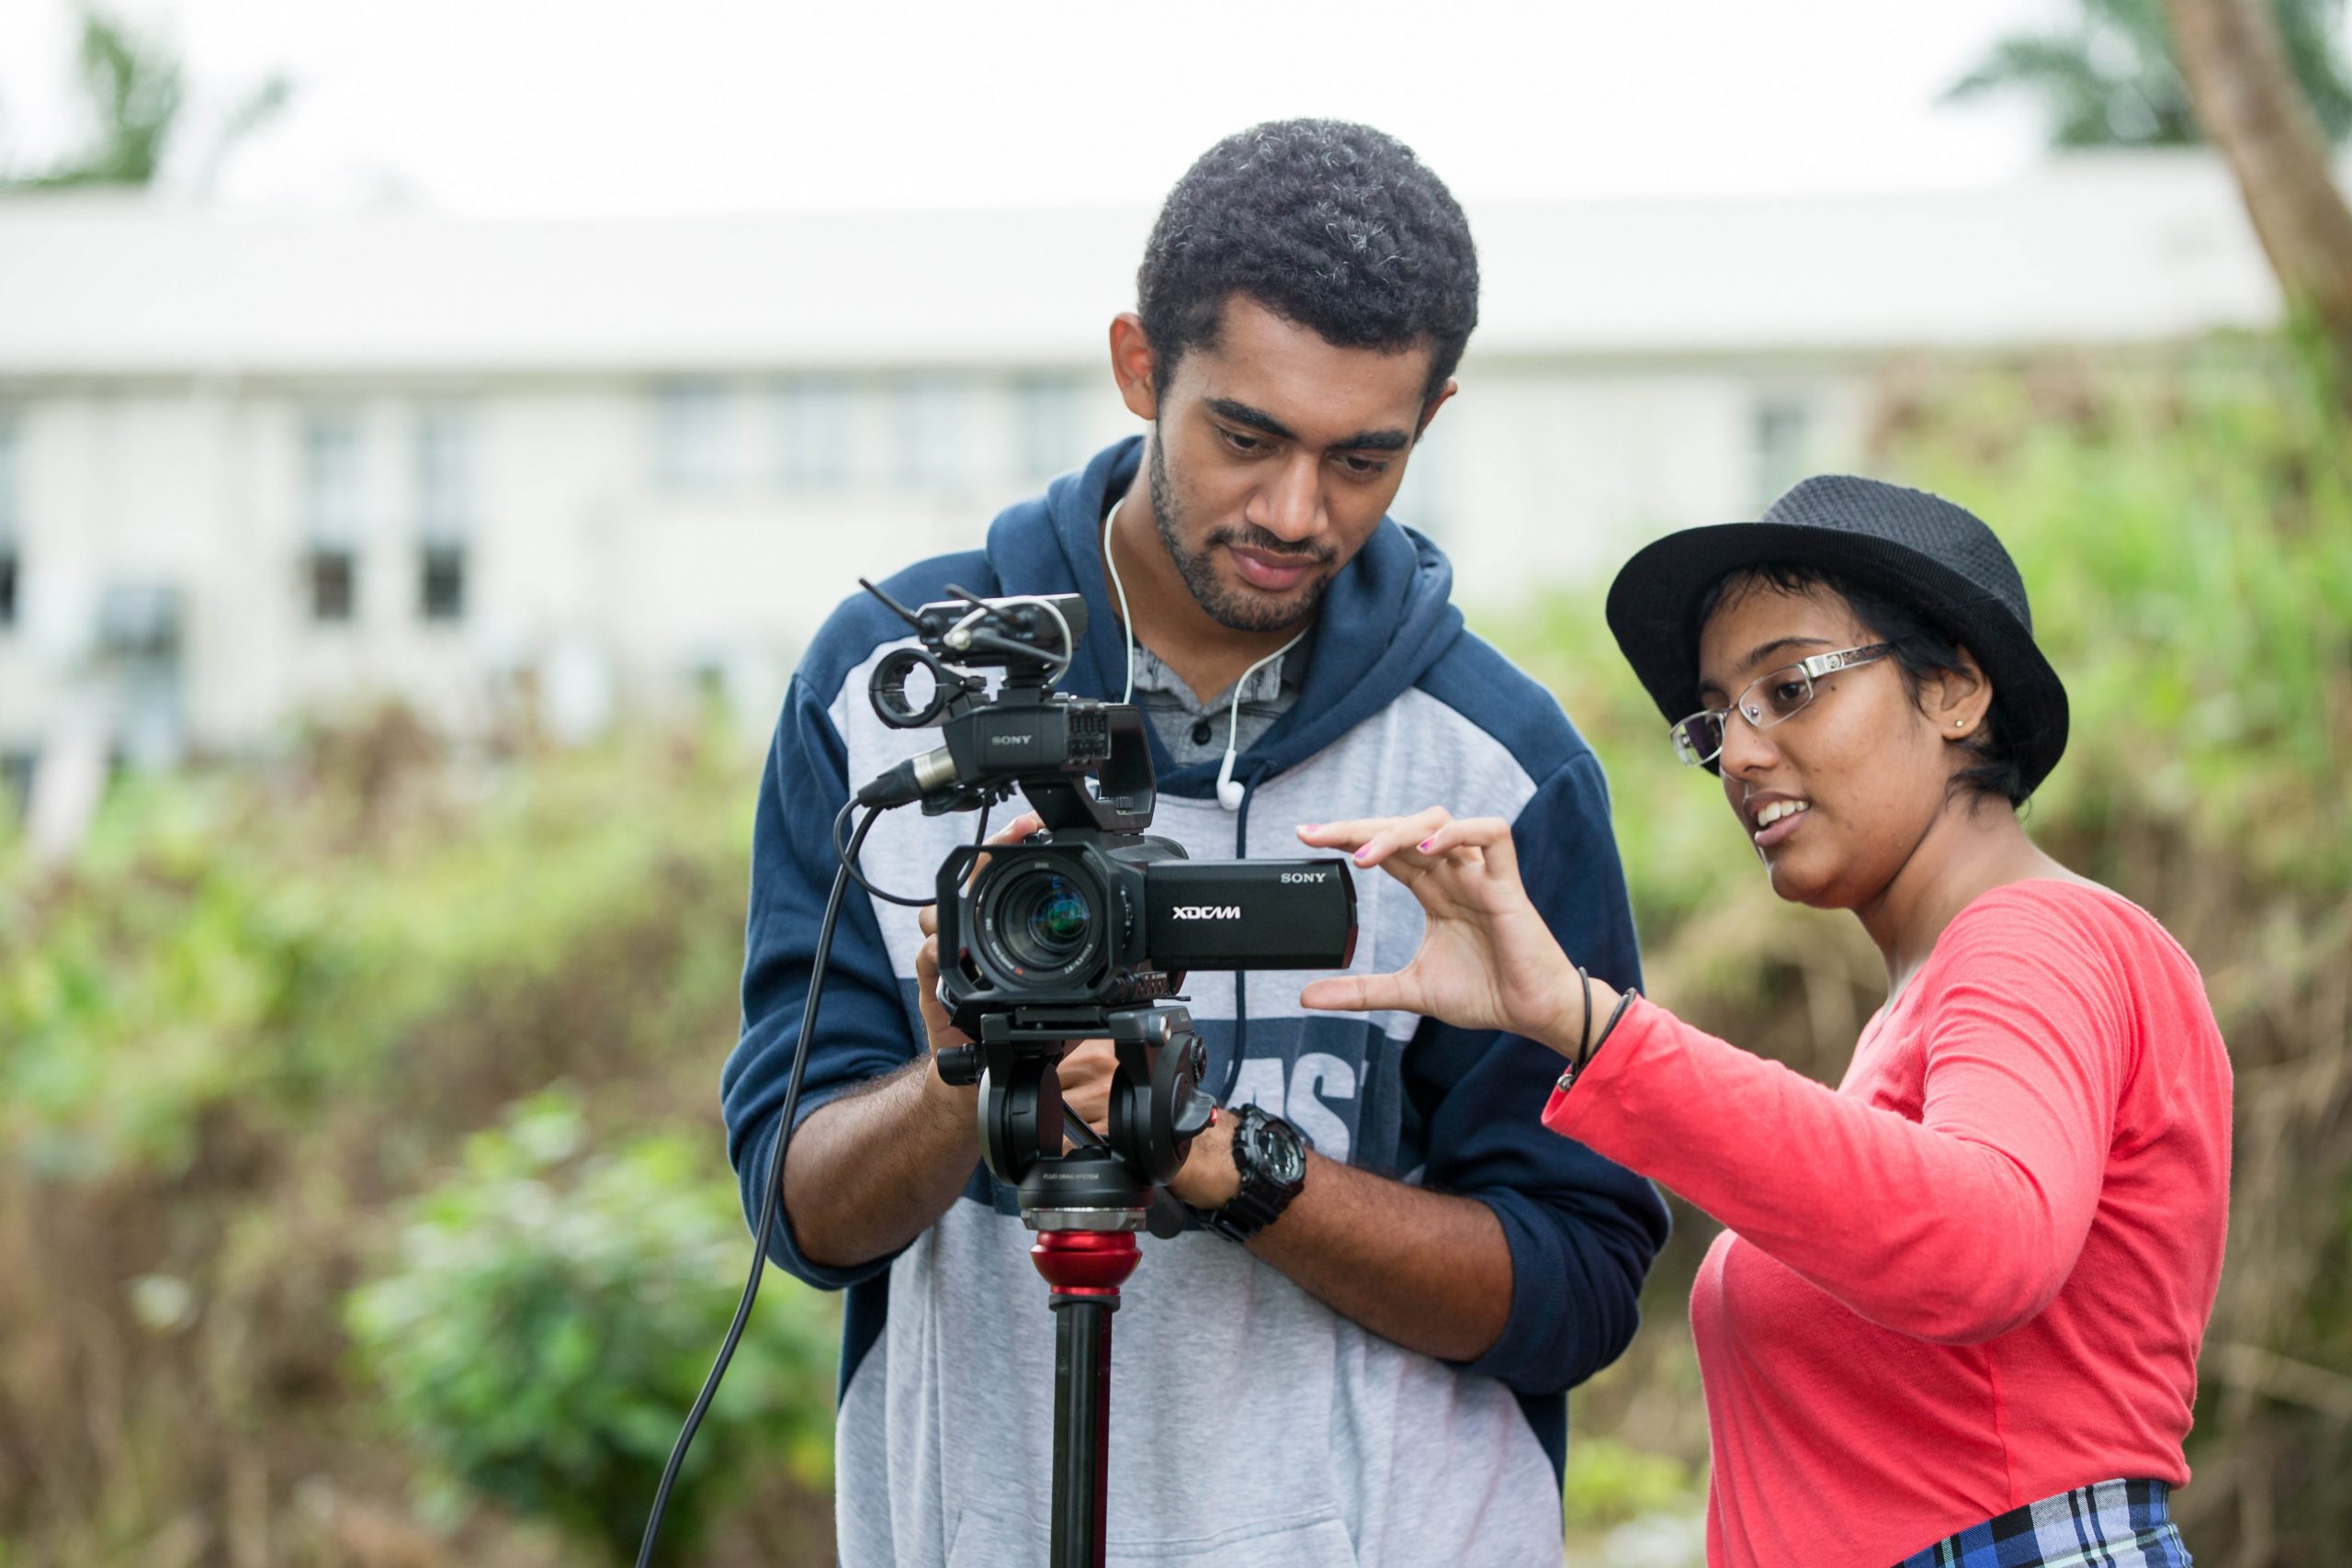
top-left (345, 1089), bottom-right (837, 1562)
top-left (1891, 356), bottom-right (2352, 897)
top-left (0, 720), bottom-right (753, 1180)
top-left (1562, 1436), bottom-right (1702, 1532)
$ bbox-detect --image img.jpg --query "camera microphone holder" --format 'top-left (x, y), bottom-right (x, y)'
top-left (936, 1002), bottom-right (1215, 1568)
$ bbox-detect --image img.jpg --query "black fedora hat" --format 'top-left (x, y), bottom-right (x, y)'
top-left (1604, 475), bottom-right (2070, 797)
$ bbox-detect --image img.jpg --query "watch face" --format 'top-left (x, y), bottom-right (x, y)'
top-left (1252, 1122), bottom-right (1305, 1185)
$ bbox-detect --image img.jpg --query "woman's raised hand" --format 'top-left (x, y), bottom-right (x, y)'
top-left (1296, 809), bottom-right (1589, 1054)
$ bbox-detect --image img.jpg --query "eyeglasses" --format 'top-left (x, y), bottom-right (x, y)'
top-left (1669, 643), bottom-right (1894, 766)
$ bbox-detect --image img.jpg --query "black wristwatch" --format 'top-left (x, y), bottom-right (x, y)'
top-left (1196, 1104), bottom-right (1309, 1243)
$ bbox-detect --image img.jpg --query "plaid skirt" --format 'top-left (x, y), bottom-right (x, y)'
top-left (1894, 1479), bottom-right (2190, 1567)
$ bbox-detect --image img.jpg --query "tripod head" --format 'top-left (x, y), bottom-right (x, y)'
top-left (939, 1002), bottom-right (1216, 1235)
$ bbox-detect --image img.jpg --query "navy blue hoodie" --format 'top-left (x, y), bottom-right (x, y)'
top-left (722, 437), bottom-right (1668, 1567)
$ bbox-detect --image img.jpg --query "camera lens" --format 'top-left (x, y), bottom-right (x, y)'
top-left (988, 861), bottom-right (1098, 976)
top-left (1031, 886), bottom-right (1088, 944)
top-left (1007, 873), bottom-right (1091, 967)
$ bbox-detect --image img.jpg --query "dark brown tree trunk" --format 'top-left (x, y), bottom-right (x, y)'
top-left (2166, 0), bottom-right (2352, 386)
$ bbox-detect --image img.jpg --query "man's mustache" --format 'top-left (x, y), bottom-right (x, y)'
top-left (1206, 526), bottom-right (1336, 565)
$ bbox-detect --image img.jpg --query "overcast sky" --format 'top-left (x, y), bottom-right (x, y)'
top-left (0, 0), bottom-right (2067, 216)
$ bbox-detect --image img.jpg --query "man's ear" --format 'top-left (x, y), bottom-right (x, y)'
top-left (1929, 645), bottom-right (1995, 741)
top-left (1109, 313), bottom-right (1159, 422)
top-left (1415, 379), bottom-right (1458, 439)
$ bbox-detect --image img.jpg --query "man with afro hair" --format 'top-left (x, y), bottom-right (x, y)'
top-left (726, 119), bottom-right (1665, 1566)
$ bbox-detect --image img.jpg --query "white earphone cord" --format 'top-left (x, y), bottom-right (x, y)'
top-left (1103, 497), bottom-right (1301, 812)
top-left (1102, 498), bottom-right (1136, 705)
top-left (1213, 629), bottom-right (1305, 809)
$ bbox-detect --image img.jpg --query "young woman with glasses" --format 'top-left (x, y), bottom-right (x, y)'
top-left (1298, 477), bottom-right (2230, 1568)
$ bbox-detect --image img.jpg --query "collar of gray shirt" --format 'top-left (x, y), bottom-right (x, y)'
top-left (1126, 627), bottom-right (1316, 768)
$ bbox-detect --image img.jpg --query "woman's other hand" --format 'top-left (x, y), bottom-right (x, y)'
top-left (1296, 809), bottom-right (1600, 1058)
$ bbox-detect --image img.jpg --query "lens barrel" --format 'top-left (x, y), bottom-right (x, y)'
top-left (998, 866), bottom-right (1095, 972)
top-left (973, 852), bottom-right (1104, 982)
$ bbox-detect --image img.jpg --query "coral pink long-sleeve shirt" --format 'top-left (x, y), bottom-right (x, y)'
top-left (1543, 880), bottom-right (2231, 1568)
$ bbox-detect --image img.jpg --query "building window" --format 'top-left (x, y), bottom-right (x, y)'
top-left (417, 404), bottom-right (471, 533)
top-left (654, 379), bottom-right (733, 492)
top-left (301, 411), bottom-right (364, 626)
top-left (416, 405), bottom-right (472, 623)
top-left (1013, 375), bottom-right (1086, 481)
top-left (1, 750), bottom-right (31, 816)
top-left (420, 543), bottom-right (467, 621)
top-left (895, 377), bottom-right (973, 492)
top-left (302, 412), bottom-right (364, 539)
top-left (776, 377), bottom-right (853, 491)
top-left (309, 548), bottom-right (356, 622)
top-left (1753, 395), bottom-right (1814, 508)
top-left (0, 416), bottom-right (18, 629)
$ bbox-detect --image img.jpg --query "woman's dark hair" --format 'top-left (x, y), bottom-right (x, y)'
top-left (1699, 561), bottom-right (2030, 807)
top-left (1136, 119), bottom-right (1479, 405)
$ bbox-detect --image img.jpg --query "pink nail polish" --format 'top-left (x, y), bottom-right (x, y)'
top-left (1418, 838), bottom-right (1435, 852)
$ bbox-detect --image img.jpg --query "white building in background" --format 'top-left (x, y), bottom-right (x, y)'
top-left (0, 152), bottom-right (2287, 807)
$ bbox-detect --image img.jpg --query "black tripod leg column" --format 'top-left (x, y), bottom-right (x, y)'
top-left (1032, 1230), bottom-right (1141, 1568)
top-left (1050, 1295), bottom-right (1114, 1568)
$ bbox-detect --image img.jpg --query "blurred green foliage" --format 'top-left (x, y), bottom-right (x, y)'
top-left (1562, 1436), bottom-right (1702, 1532)
top-left (346, 1089), bottom-right (835, 1562)
top-left (1904, 364), bottom-right (2351, 888)
top-left (0, 719), bottom-right (751, 1180)
top-left (1942, 0), bottom-right (2352, 150)
top-left (0, 722), bottom-right (837, 1566)
top-left (0, 4), bottom-right (293, 193)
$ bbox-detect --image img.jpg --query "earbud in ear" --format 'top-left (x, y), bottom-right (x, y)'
top-left (1216, 750), bottom-right (1245, 811)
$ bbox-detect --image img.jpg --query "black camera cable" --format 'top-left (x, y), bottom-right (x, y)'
top-left (632, 802), bottom-right (873, 1568)
top-left (638, 791), bottom-right (1022, 1565)
top-left (830, 795), bottom-right (993, 908)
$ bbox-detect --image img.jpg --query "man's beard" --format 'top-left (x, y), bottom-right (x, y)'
top-left (1148, 435), bottom-right (1335, 634)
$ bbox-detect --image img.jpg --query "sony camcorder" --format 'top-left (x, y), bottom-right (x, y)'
top-left (857, 582), bottom-right (1357, 1042)
top-left (939, 837), bottom-right (1355, 1030)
